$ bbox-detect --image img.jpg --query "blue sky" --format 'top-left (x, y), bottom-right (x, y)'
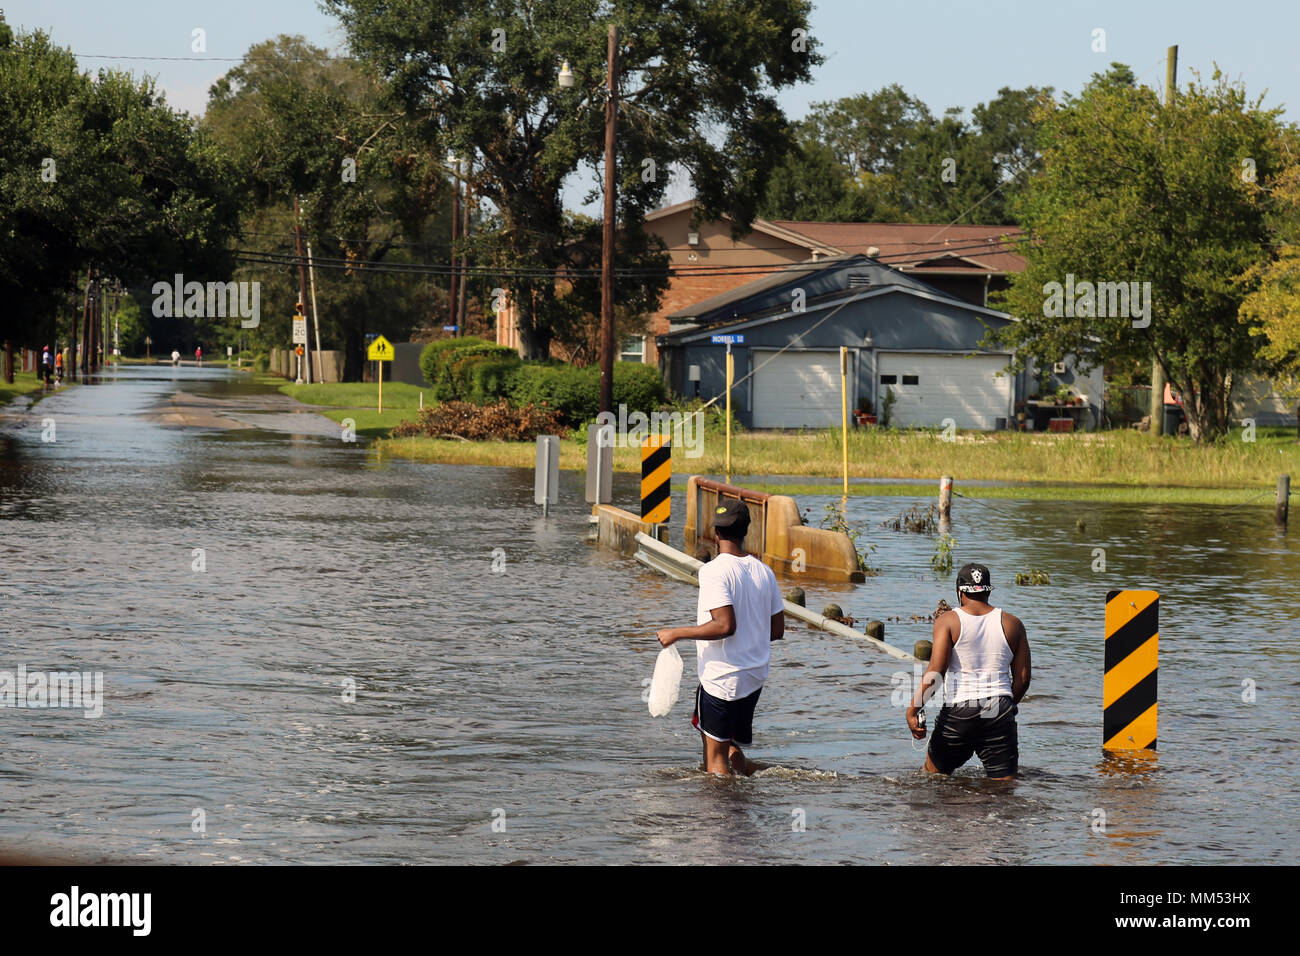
top-left (8, 0), bottom-right (1298, 210)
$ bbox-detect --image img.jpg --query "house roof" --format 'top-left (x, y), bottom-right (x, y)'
top-left (663, 253), bottom-right (1010, 336)
top-left (665, 254), bottom-right (862, 321)
top-left (661, 282), bottom-right (1013, 346)
top-left (645, 199), bottom-right (840, 257)
top-left (770, 221), bottom-right (1025, 274)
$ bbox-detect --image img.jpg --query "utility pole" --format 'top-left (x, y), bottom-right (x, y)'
top-left (307, 239), bottom-right (323, 383)
top-left (450, 160), bottom-right (461, 335)
top-left (1150, 44), bottom-right (1176, 437)
top-left (292, 195), bottom-right (312, 383)
top-left (458, 158), bottom-right (471, 335)
top-left (599, 23), bottom-right (618, 417)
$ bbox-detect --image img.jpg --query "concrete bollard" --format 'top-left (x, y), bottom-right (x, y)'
top-left (822, 603), bottom-right (843, 620)
top-left (864, 620), bottom-right (884, 640)
top-left (782, 587), bottom-right (805, 607)
top-left (913, 639), bottom-right (933, 660)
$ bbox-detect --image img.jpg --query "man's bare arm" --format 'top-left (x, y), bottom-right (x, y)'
top-left (770, 611), bottom-right (784, 642)
top-left (1005, 612), bottom-right (1031, 703)
top-left (907, 611), bottom-right (956, 737)
top-left (657, 606), bottom-right (735, 647)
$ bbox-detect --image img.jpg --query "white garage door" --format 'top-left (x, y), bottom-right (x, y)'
top-left (752, 350), bottom-right (843, 428)
top-left (877, 352), bottom-right (1012, 430)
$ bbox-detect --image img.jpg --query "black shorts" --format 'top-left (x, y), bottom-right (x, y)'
top-left (691, 684), bottom-right (761, 746)
top-left (927, 695), bottom-right (1018, 776)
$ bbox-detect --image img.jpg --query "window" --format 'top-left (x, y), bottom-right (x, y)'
top-left (879, 374), bottom-right (897, 385)
top-left (620, 335), bottom-right (645, 363)
top-left (902, 374), bottom-right (919, 386)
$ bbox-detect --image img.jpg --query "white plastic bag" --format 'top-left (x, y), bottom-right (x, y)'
top-left (647, 644), bottom-right (684, 717)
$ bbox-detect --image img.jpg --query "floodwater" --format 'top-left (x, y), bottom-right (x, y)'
top-left (0, 365), bottom-right (1295, 864)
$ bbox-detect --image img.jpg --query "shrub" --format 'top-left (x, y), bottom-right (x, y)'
top-left (390, 400), bottom-right (563, 441)
top-left (418, 337), bottom-right (518, 400)
top-left (612, 360), bottom-right (666, 413)
top-left (466, 358), bottom-right (522, 405)
top-left (509, 360), bottom-right (666, 426)
top-left (509, 363), bottom-right (598, 426)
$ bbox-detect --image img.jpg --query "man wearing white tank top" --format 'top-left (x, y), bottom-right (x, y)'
top-left (905, 563), bottom-right (1032, 779)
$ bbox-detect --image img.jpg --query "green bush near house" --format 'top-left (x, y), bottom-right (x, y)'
top-left (418, 337), bottom-right (519, 400)
top-left (508, 361), bottom-right (666, 427)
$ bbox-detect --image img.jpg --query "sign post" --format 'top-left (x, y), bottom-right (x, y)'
top-left (367, 335), bottom-right (393, 411)
top-left (535, 435), bottom-right (560, 516)
top-left (1104, 589), bottom-right (1159, 751)
top-left (292, 312), bottom-right (308, 385)
top-left (840, 346), bottom-right (849, 496)
top-left (711, 335), bottom-right (743, 485)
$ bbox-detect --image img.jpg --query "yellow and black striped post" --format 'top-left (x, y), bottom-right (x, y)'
top-left (1104, 589), bottom-right (1158, 750)
top-left (641, 436), bottom-right (671, 524)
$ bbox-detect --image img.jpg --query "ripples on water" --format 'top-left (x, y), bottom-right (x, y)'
top-left (0, 367), bottom-right (1296, 864)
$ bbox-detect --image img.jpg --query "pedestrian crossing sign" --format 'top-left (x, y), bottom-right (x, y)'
top-left (367, 335), bottom-right (393, 361)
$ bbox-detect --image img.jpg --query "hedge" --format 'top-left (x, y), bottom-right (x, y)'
top-left (418, 337), bottom-right (519, 401)
top-left (509, 361), bottom-right (665, 426)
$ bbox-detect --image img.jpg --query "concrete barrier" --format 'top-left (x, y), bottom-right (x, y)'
top-left (684, 476), bottom-right (863, 582)
top-left (592, 504), bottom-right (667, 556)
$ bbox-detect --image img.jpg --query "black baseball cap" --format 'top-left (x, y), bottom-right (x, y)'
top-left (711, 499), bottom-right (750, 530)
top-left (956, 563), bottom-right (993, 594)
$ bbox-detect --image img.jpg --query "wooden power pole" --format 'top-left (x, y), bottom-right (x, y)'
top-left (1150, 45), bottom-right (1177, 437)
top-left (599, 24), bottom-right (618, 417)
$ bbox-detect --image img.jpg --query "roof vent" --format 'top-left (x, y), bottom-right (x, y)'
top-left (866, 246), bottom-right (880, 258)
top-left (848, 273), bottom-right (873, 288)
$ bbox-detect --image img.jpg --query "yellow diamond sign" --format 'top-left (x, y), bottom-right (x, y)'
top-left (367, 335), bottom-right (393, 361)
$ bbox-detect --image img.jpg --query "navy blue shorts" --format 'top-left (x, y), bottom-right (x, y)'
top-left (691, 684), bottom-right (761, 746)
top-left (927, 696), bottom-right (1019, 776)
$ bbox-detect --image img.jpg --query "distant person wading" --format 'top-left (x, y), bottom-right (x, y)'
top-left (906, 563), bottom-right (1031, 779)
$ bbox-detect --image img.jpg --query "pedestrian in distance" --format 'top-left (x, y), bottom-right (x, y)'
top-left (40, 346), bottom-right (53, 387)
top-left (53, 348), bottom-right (63, 385)
top-left (195, 346), bottom-right (202, 366)
top-left (171, 349), bottom-right (180, 366)
top-left (906, 563), bottom-right (1031, 780)
top-left (656, 499), bottom-right (784, 776)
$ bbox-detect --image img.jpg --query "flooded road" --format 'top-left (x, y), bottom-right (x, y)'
top-left (1, 366), bottom-right (1296, 864)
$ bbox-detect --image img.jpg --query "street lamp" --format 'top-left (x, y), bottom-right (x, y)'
top-left (560, 28), bottom-right (617, 416)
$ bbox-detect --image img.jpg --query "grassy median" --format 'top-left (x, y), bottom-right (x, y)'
top-left (278, 381), bottom-right (429, 438)
top-left (371, 423), bottom-right (1299, 504)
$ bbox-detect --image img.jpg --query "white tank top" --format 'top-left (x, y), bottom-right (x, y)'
top-left (945, 607), bottom-right (1013, 704)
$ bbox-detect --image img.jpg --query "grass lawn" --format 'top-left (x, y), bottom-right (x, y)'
top-left (0, 377), bottom-right (56, 405)
top-left (279, 381), bottom-right (430, 439)
top-left (372, 423), bottom-right (1300, 504)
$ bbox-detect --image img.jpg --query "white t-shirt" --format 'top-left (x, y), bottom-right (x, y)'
top-left (695, 552), bottom-right (783, 701)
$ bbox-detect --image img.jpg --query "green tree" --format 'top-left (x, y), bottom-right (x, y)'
top-left (0, 28), bottom-right (239, 350)
top-left (325, 0), bottom-right (821, 359)
top-left (759, 84), bottom-right (1049, 225)
top-left (994, 66), bottom-right (1291, 442)
top-left (204, 36), bottom-right (451, 378)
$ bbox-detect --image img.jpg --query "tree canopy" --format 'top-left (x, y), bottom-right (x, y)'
top-left (993, 65), bottom-right (1294, 441)
top-left (325, 0), bottom-right (821, 358)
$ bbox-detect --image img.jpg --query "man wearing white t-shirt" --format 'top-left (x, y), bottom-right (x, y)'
top-left (656, 499), bottom-right (784, 776)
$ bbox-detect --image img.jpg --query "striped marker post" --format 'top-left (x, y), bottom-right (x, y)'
top-left (1104, 589), bottom-right (1158, 750)
top-left (641, 436), bottom-right (671, 525)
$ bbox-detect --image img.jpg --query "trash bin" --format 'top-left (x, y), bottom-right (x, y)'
top-left (1162, 404), bottom-right (1184, 435)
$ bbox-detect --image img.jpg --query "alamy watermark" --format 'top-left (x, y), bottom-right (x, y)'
top-left (594, 405), bottom-right (704, 458)
top-left (1042, 274), bottom-right (1152, 328)
top-left (0, 665), bottom-right (103, 718)
top-left (152, 274), bottom-right (261, 328)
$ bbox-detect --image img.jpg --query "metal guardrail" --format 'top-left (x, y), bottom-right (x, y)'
top-left (632, 532), bottom-right (917, 662)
